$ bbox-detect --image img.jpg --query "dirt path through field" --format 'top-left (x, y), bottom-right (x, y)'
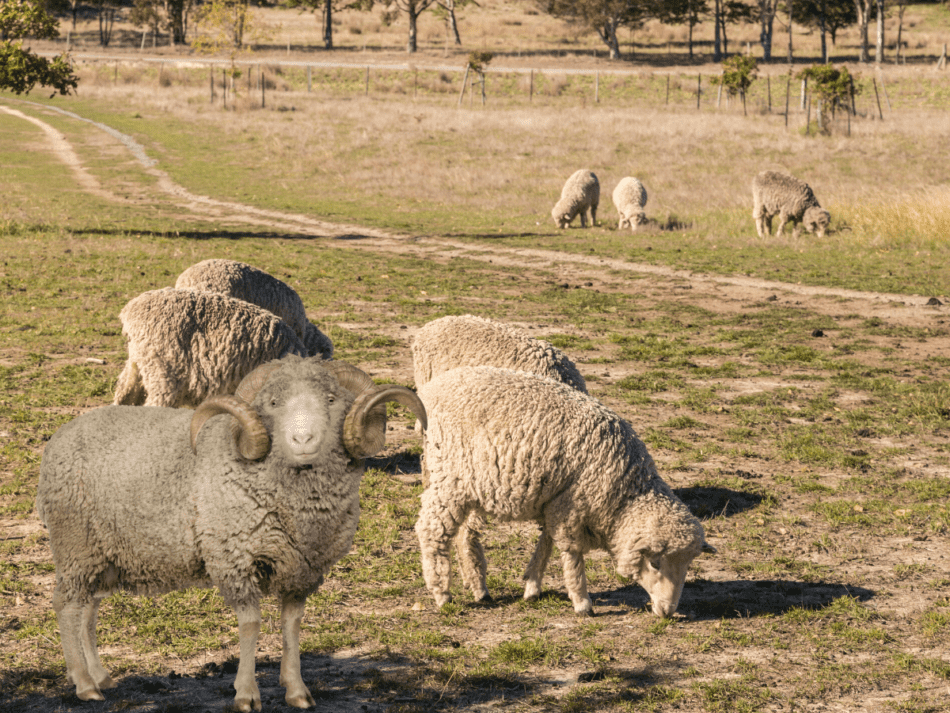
top-left (6, 99), bottom-right (945, 333)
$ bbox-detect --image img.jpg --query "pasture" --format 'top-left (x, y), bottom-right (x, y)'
top-left (1, 44), bottom-right (950, 712)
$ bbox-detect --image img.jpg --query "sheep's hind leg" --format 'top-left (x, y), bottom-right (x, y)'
top-left (455, 513), bottom-right (491, 603)
top-left (279, 594), bottom-right (315, 709)
top-left (415, 494), bottom-right (465, 608)
top-left (233, 602), bottom-right (263, 712)
top-left (53, 590), bottom-right (104, 701)
top-left (559, 548), bottom-right (593, 616)
top-left (81, 595), bottom-right (114, 691)
top-left (522, 529), bottom-right (553, 601)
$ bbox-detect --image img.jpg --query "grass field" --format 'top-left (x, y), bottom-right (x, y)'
top-left (1, 20), bottom-right (950, 712)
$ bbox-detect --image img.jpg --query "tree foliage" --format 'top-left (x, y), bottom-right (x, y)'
top-left (788, 0), bottom-right (856, 45)
top-left (798, 63), bottom-right (856, 128)
top-left (543, 0), bottom-right (653, 60)
top-left (0, 0), bottom-right (77, 95)
top-left (712, 54), bottom-right (757, 96)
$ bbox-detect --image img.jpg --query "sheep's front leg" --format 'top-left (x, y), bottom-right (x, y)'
top-left (523, 529), bottom-right (554, 601)
top-left (775, 212), bottom-right (789, 237)
top-left (53, 591), bottom-right (104, 701)
top-left (280, 594), bottom-right (315, 709)
top-left (233, 602), bottom-right (262, 712)
top-left (81, 595), bottom-right (114, 691)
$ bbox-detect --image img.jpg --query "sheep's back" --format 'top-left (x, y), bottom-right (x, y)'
top-left (612, 177), bottom-right (647, 211)
top-left (752, 171), bottom-right (820, 216)
top-left (411, 315), bottom-right (587, 394)
top-left (420, 367), bottom-right (652, 521)
top-left (119, 289), bottom-right (307, 406)
top-left (37, 406), bottom-right (207, 597)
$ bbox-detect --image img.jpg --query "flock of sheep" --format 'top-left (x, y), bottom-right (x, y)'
top-left (553, 168), bottom-right (830, 239)
top-left (36, 259), bottom-right (716, 711)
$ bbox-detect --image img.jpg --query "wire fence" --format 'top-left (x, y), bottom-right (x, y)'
top-left (60, 51), bottom-right (950, 128)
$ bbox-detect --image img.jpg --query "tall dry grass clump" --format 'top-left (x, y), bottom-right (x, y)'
top-left (841, 186), bottom-right (950, 249)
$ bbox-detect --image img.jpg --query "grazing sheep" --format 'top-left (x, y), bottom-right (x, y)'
top-left (612, 177), bottom-right (648, 232)
top-left (552, 169), bottom-right (600, 229)
top-left (411, 315), bottom-right (588, 397)
top-left (175, 259), bottom-right (333, 359)
top-left (113, 288), bottom-right (307, 408)
top-left (752, 170), bottom-right (830, 238)
top-left (415, 366), bottom-right (714, 617)
top-left (38, 356), bottom-right (427, 710)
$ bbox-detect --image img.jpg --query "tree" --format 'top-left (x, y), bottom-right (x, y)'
top-left (285, 0), bottom-right (372, 50)
top-left (543, 0), bottom-right (652, 60)
top-left (873, 0), bottom-right (884, 62)
top-left (798, 63), bottom-right (855, 128)
top-left (389, 0), bottom-right (438, 52)
top-left (853, 0), bottom-right (871, 61)
top-left (432, 0), bottom-right (478, 47)
top-left (755, 0), bottom-right (780, 60)
top-left (720, 0), bottom-right (755, 57)
top-left (658, 0), bottom-right (709, 59)
top-left (126, 0), bottom-right (196, 45)
top-left (712, 54), bottom-right (757, 112)
top-left (790, 0), bottom-right (856, 54)
top-left (0, 0), bottom-right (78, 95)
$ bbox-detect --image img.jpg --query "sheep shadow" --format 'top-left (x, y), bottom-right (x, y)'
top-left (674, 484), bottom-right (766, 519)
top-left (595, 578), bottom-right (875, 620)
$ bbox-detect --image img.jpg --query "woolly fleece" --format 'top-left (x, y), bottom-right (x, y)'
top-left (551, 169), bottom-right (600, 229)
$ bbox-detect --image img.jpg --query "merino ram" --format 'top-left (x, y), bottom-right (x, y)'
top-left (175, 259), bottom-right (333, 359)
top-left (612, 177), bottom-right (648, 232)
top-left (38, 356), bottom-right (427, 710)
top-left (415, 366), bottom-right (714, 617)
top-left (752, 170), bottom-right (830, 238)
top-left (551, 169), bottom-right (600, 229)
top-left (113, 288), bottom-right (308, 408)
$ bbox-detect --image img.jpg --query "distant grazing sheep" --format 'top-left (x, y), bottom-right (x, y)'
top-left (175, 259), bottom-right (333, 359)
top-left (39, 355), bottom-right (427, 710)
top-left (612, 177), bottom-right (648, 232)
top-left (552, 169), bottom-right (600, 229)
top-left (416, 366), bottom-right (715, 617)
top-left (752, 170), bottom-right (830, 238)
top-left (113, 288), bottom-right (307, 408)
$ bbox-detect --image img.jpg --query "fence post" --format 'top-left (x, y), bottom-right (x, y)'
top-left (595, 71), bottom-right (599, 103)
top-left (696, 74), bottom-right (701, 110)
top-left (261, 66), bottom-right (265, 108)
top-left (878, 70), bottom-right (892, 111)
top-left (805, 94), bottom-right (811, 135)
top-left (365, 66), bottom-right (370, 96)
top-left (937, 43), bottom-right (947, 70)
top-left (872, 77), bottom-right (884, 119)
top-left (209, 66), bottom-right (214, 103)
top-left (784, 72), bottom-right (791, 128)
top-left (307, 65), bottom-right (311, 93)
top-left (716, 73), bottom-right (723, 108)
top-left (665, 74), bottom-right (670, 104)
top-left (222, 67), bottom-right (227, 109)
top-left (767, 74), bottom-right (771, 112)
top-left (529, 69), bottom-right (533, 102)
top-left (800, 77), bottom-right (807, 110)
top-left (457, 64), bottom-right (470, 107)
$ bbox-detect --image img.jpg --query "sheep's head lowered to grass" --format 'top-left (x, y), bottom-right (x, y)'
top-left (803, 206), bottom-right (831, 239)
top-left (191, 356), bottom-right (427, 465)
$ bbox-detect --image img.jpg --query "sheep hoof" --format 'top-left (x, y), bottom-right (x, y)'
top-left (234, 694), bottom-right (262, 712)
top-left (76, 685), bottom-right (105, 701)
top-left (97, 675), bottom-right (116, 690)
top-left (285, 689), bottom-right (316, 708)
top-left (473, 593), bottom-right (494, 605)
top-left (574, 608), bottom-right (595, 618)
top-left (435, 593), bottom-right (453, 608)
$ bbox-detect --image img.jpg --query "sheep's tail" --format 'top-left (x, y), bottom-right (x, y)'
top-left (113, 360), bottom-right (146, 405)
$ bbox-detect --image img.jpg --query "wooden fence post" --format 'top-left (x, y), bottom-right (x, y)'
top-left (784, 73), bottom-right (791, 128)
top-left (937, 44), bottom-right (947, 70)
top-left (767, 74), bottom-right (771, 112)
top-left (878, 70), bottom-right (892, 111)
top-left (665, 74), bottom-right (670, 104)
top-left (696, 74), bottom-right (701, 110)
top-left (805, 94), bottom-right (811, 135)
top-left (261, 66), bottom-right (265, 108)
top-left (529, 69), bottom-right (534, 102)
top-left (307, 65), bottom-right (312, 93)
top-left (872, 77), bottom-right (884, 119)
top-left (457, 64), bottom-right (470, 107)
top-left (365, 66), bottom-right (370, 96)
top-left (209, 66), bottom-right (214, 103)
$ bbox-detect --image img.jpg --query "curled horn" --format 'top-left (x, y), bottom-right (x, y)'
top-left (190, 395), bottom-right (270, 460)
top-left (190, 362), bottom-right (284, 460)
top-left (343, 385), bottom-right (427, 459)
top-left (322, 362), bottom-right (387, 453)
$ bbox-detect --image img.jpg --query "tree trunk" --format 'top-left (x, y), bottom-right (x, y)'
top-left (787, 0), bottom-right (793, 63)
top-left (448, 1), bottom-right (461, 45)
top-left (759, 13), bottom-right (773, 61)
top-left (875, 0), bottom-right (885, 62)
top-left (820, 0), bottom-right (828, 61)
top-left (854, 0), bottom-right (870, 62)
top-left (407, 6), bottom-right (418, 52)
top-left (713, 0), bottom-right (722, 61)
top-left (324, 0), bottom-right (333, 49)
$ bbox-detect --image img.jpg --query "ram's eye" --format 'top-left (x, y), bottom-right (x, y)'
top-left (327, 395), bottom-right (335, 404)
top-left (270, 398), bottom-right (278, 408)
top-left (649, 559), bottom-right (662, 571)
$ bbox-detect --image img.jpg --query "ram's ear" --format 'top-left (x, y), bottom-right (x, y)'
top-left (701, 543), bottom-right (717, 555)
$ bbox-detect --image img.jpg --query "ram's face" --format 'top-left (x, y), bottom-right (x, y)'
top-left (257, 373), bottom-right (350, 467)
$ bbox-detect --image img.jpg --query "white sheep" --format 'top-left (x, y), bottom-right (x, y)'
top-left (752, 170), bottom-right (830, 238)
top-left (175, 259), bottom-right (333, 359)
top-left (551, 169), bottom-right (600, 229)
top-left (38, 356), bottom-right (427, 710)
top-left (411, 315), bottom-right (587, 397)
top-left (113, 288), bottom-right (307, 408)
top-left (415, 366), bottom-right (714, 617)
top-left (612, 177), bottom-right (648, 232)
